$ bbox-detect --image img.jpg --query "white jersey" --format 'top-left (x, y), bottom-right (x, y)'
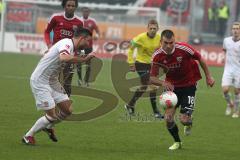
top-left (223, 37), bottom-right (240, 72)
top-left (31, 38), bottom-right (74, 84)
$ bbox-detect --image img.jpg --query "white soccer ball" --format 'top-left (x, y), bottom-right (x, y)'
top-left (159, 91), bottom-right (178, 108)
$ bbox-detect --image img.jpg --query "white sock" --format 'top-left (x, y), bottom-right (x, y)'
top-left (224, 92), bottom-right (232, 106)
top-left (234, 94), bottom-right (240, 112)
top-left (25, 116), bottom-right (50, 137)
top-left (45, 110), bottom-right (68, 129)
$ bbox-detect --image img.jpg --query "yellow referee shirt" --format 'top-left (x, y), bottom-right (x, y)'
top-left (127, 32), bottom-right (161, 64)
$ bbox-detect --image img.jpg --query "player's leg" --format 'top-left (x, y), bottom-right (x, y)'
top-left (76, 62), bottom-right (83, 86)
top-left (51, 83), bottom-right (72, 121)
top-left (149, 90), bottom-right (163, 119)
top-left (178, 86), bottom-right (196, 136)
top-left (144, 63), bottom-right (161, 117)
top-left (62, 62), bottom-right (74, 97)
top-left (84, 59), bottom-right (91, 87)
top-left (23, 108), bottom-right (58, 145)
top-left (125, 62), bottom-right (149, 115)
top-left (232, 74), bottom-right (240, 118)
top-left (232, 85), bottom-right (240, 118)
top-left (23, 81), bottom-right (58, 145)
top-left (222, 71), bottom-right (234, 115)
top-left (42, 84), bottom-right (72, 142)
top-left (165, 107), bottom-right (182, 150)
top-left (83, 48), bottom-right (93, 86)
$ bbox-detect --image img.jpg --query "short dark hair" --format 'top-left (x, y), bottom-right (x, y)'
top-left (81, 7), bottom-right (90, 11)
top-left (73, 26), bottom-right (92, 37)
top-left (161, 29), bottom-right (174, 39)
top-left (148, 19), bottom-right (158, 27)
top-left (61, 0), bottom-right (78, 8)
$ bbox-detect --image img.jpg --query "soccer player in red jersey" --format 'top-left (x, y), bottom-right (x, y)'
top-left (150, 29), bottom-right (215, 150)
top-left (77, 7), bottom-right (100, 86)
top-left (44, 0), bottom-right (83, 96)
top-left (41, 0), bottom-right (82, 142)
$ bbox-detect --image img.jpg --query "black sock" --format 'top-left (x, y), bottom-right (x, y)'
top-left (128, 89), bottom-right (145, 106)
top-left (150, 92), bottom-right (159, 113)
top-left (167, 122), bottom-right (181, 142)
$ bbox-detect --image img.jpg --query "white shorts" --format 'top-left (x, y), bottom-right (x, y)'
top-left (30, 80), bottom-right (69, 110)
top-left (221, 70), bottom-right (240, 88)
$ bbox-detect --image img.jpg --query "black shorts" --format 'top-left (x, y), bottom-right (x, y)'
top-left (174, 85), bottom-right (197, 116)
top-left (135, 61), bottom-right (151, 85)
top-left (84, 47), bottom-right (93, 55)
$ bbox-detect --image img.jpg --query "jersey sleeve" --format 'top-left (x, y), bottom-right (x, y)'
top-left (44, 15), bottom-right (56, 46)
top-left (223, 38), bottom-right (226, 51)
top-left (181, 42), bottom-right (202, 60)
top-left (58, 40), bottom-right (72, 55)
top-left (127, 40), bottom-right (136, 64)
top-left (150, 53), bottom-right (160, 77)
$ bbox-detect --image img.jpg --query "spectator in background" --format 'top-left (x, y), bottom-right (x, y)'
top-left (208, 2), bottom-right (218, 33)
top-left (77, 7), bottom-right (100, 87)
top-left (217, 0), bottom-right (230, 38)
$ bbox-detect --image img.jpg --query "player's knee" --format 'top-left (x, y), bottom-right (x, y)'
top-left (222, 87), bottom-right (229, 93)
top-left (58, 100), bottom-right (72, 116)
top-left (181, 120), bottom-right (192, 126)
top-left (64, 107), bottom-right (72, 116)
top-left (180, 115), bottom-right (192, 126)
top-left (165, 113), bottom-right (174, 122)
top-left (139, 85), bottom-right (147, 91)
top-left (45, 114), bottom-right (58, 123)
top-left (166, 121), bottom-right (175, 129)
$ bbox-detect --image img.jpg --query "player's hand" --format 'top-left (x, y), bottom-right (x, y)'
top-left (93, 34), bottom-right (99, 41)
top-left (206, 76), bottom-right (215, 87)
top-left (85, 52), bottom-right (96, 61)
top-left (47, 44), bottom-right (52, 49)
top-left (162, 80), bottom-right (174, 91)
top-left (129, 65), bottom-right (136, 72)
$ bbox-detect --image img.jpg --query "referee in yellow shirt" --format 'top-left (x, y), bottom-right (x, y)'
top-left (125, 19), bottom-right (163, 118)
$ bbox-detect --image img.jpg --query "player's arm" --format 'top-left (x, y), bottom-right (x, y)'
top-left (188, 43), bottom-right (215, 88)
top-left (44, 16), bottom-right (56, 48)
top-left (59, 51), bottom-right (95, 63)
top-left (127, 42), bottom-right (136, 72)
top-left (150, 58), bottom-right (173, 91)
top-left (198, 57), bottom-right (215, 87)
top-left (93, 23), bottom-right (100, 40)
top-left (150, 76), bottom-right (173, 91)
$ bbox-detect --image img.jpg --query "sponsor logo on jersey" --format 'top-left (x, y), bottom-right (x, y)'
top-left (60, 29), bottom-right (73, 37)
top-left (176, 56), bottom-right (182, 62)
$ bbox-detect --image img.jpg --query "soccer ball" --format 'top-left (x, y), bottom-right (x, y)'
top-left (159, 91), bottom-right (178, 108)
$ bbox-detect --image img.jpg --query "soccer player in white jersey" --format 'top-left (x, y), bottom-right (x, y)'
top-left (22, 27), bottom-right (94, 145)
top-left (222, 22), bottom-right (240, 118)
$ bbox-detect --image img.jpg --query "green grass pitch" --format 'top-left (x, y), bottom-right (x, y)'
top-left (0, 53), bottom-right (239, 160)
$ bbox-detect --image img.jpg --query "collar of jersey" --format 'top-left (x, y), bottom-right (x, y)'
top-left (63, 12), bottom-right (75, 20)
top-left (160, 46), bottom-right (175, 55)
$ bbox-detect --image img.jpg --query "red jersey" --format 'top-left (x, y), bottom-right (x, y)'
top-left (80, 17), bottom-right (98, 46)
top-left (44, 12), bottom-right (83, 46)
top-left (151, 42), bottom-right (202, 88)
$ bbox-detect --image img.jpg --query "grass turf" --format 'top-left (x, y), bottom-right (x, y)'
top-left (0, 53), bottom-right (239, 160)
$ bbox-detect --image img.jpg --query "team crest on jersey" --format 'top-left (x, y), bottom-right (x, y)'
top-left (72, 25), bottom-right (77, 30)
top-left (42, 102), bottom-right (49, 107)
top-left (65, 44), bottom-right (70, 49)
top-left (88, 23), bottom-right (93, 28)
top-left (176, 56), bottom-right (182, 62)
